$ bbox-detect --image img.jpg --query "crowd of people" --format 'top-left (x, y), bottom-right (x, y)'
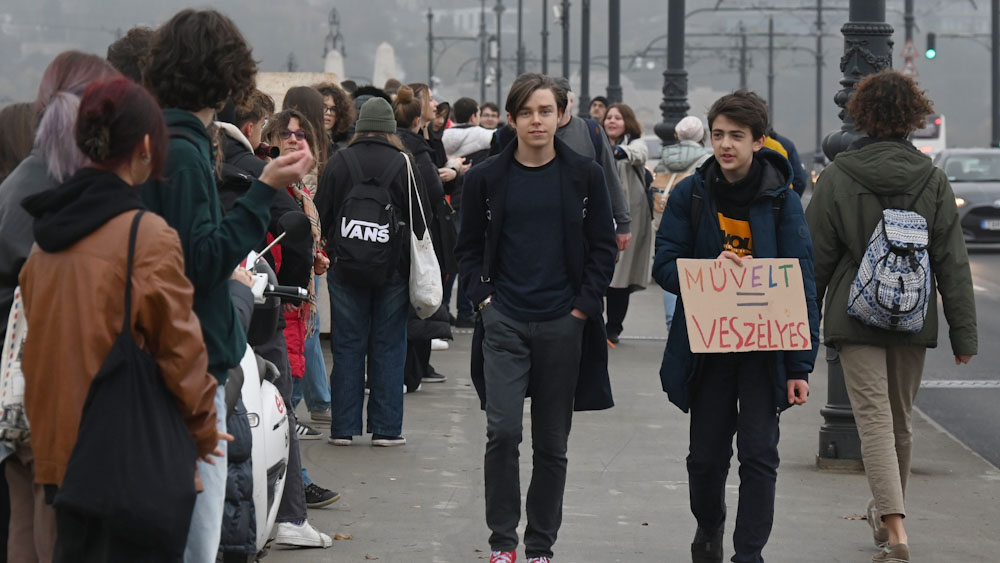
top-left (0, 7), bottom-right (979, 563)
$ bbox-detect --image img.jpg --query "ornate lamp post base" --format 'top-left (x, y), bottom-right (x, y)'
top-left (817, 0), bottom-right (893, 472)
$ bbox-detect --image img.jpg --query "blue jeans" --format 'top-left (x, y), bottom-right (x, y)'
top-left (184, 386), bottom-right (227, 563)
top-left (328, 272), bottom-right (408, 437)
top-left (292, 295), bottom-right (331, 412)
top-left (663, 290), bottom-right (677, 330)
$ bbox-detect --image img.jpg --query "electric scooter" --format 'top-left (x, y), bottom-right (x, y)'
top-left (225, 247), bottom-right (309, 561)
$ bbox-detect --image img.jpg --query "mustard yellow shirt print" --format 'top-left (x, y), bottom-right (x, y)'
top-left (718, 213), bottom-right (753, 257)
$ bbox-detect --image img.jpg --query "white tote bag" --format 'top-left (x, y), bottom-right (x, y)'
top-left (403, 152), bottom-right (443, 320)
top-left (1, 287), bottom-right (30, 447)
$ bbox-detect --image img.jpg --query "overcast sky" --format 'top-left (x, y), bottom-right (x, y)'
top-left (0, 0), bottom-right (990, 154)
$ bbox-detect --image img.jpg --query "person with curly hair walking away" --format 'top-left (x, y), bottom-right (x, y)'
top-left (806, 70), bottom-right (977, 563)
top-left (141, 9), bottom-right (315, 560)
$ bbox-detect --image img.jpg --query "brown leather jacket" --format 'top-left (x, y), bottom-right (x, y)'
top-left (19, 210), bottom-right (218, 486)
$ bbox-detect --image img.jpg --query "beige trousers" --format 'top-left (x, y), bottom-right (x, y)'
top-left (839, 344), bottom-right (926, 519)
top-left (5, 442), bottom-right (56, 563)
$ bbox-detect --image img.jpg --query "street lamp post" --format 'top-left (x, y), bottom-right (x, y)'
top-left (496, 0), bottom-right (505, 108)
top-left (542, 0), bottom-right (549, 74)
top-left (654, 0), bottom-right (689, 147)
top-left (578, 0), bottom-right (591, 117)
top-left (427, 9), bottom-right (434, 85)
top-left (739, 21), bottom-right (748, 90)
top-left (607, 0), bottom-right (622, 103)
top-left (561, 0), bottom-right (571, 79)
top-left (517, 0), bottom-right (525, 76)
top-left (815, 0), bottom-right (824, 165)
top-left (480, 0), bottom-right (488, 103)
top-left (817, 0), bottom-right (894, 470)
top-left (768, 17), bottom-right (775, 120)
top-left (993, 0), bottom-right (1000, 146)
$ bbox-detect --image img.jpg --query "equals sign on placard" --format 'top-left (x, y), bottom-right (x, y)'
top-left (736, 292), bottom-right (768, 307)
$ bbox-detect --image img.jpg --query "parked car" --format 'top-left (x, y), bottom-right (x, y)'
top-left (934, 148), bottom-right (1000, 243)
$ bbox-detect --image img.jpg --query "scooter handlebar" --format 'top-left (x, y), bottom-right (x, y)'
top-left (263, 285), bottom-right (309, 303)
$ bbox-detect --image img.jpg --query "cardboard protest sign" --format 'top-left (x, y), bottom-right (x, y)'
top-left (677, 258), bottom-right (811, 354)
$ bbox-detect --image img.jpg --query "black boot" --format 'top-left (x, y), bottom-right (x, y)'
top-left (691, 525), bottom-right (724, 563)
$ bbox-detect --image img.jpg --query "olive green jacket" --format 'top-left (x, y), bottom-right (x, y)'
top-left (805, 140), bottom-right (977, 355)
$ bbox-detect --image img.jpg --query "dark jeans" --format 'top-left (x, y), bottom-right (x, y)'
top-left (54, 507), bottom-right (180, 563)
top-left (328, 272), bottom-right (409, 437)
top-left (256, 332), bottom-right (307, 524)
top-left (688, 352), bottom-right (780, 563)
top-left (480, 305), bottom-right (584, 559)
top-left (605, 287), bottom-right (631, 336)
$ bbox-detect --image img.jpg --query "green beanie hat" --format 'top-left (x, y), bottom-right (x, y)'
top-left (355, 97), bottom-right (397, 134)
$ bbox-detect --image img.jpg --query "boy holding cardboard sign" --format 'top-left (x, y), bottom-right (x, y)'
top-left (652, 90), bottom-right (820, 563)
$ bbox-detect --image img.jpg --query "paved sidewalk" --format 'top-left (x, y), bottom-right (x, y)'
top-left (273, 287), bottom-right (1000, 562)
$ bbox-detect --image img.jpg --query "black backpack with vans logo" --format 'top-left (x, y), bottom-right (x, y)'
top-left (332, 150), bottom-right (406, 286)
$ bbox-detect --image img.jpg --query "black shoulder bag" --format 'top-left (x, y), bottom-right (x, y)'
top-left (54, 210), bottom-right (199, 556)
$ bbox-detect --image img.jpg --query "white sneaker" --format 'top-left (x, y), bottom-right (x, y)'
top-left (274, 520), bottom-right (333, 548)
top-left (431, 338), bottom-right (450, 351)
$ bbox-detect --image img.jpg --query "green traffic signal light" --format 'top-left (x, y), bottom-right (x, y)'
top-left (925, 32), bottom-right (937, 59)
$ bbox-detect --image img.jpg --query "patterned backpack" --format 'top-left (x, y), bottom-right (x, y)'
top-left (847, 179), bottom-right (933, 333)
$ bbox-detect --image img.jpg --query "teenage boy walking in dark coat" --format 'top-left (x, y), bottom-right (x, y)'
top-left (456, 73), bottom-right (617, 563)
top-left (652, 90), bottom-right (819, 563)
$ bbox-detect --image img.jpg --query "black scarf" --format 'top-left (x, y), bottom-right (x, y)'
top-left (22, 167), bottom-right (145, 252)
top-left (708, 157), bottom-right (764, 219)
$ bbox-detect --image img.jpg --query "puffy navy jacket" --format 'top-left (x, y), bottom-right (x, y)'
top-left (219, 397), bottom-right (255, 555)
top-left (652, 150), bottom-right (820, 412)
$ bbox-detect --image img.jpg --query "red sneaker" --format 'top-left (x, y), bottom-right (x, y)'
top-left (489, 552), bottom-right (516, 563)
top-left (527, 558), bottom-right (551, 563)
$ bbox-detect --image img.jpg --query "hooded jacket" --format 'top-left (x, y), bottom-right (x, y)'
top-left (141, 109), bottom-right (276, 384)
top-left (658, 141), bottom-right (712, 174)
top-left (442, 123), bottom-right (494, 159)
top-left (653, 150), bottom-right (820, 413)
top-left (19, 168), bottom-right (218, 485)
top-left (0, 151), bottom-right (59, 343)
top-left (805, 139), bottom-right (977, 355)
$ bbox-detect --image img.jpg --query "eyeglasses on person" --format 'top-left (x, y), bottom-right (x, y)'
top-left (278, 129), bottom-right (306, 140)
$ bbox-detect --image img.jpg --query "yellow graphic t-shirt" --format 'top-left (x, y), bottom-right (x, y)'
top-left (718, 213), bottom-right (753, 257)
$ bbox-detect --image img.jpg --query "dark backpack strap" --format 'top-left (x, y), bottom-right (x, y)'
top-left (376, 154), bottom-right (406, 189)
top-left (122, 210), bottom-right (146, 333)
top-left (689, 189), bottom-right (704, 242)
top-left (772, 192), bottom-right (786, 227)
top-left (341, 149), bottom-right (365, 187)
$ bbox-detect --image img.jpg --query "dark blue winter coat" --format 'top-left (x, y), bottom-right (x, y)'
top-left (652, 149), bottom-right (820, 413)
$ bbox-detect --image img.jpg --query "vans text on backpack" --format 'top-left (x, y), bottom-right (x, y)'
top-left (332, 151), bottom-right (406, 286)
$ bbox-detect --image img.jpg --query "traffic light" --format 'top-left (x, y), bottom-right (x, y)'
top-left (925, 32), bottom-right (937, 59)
